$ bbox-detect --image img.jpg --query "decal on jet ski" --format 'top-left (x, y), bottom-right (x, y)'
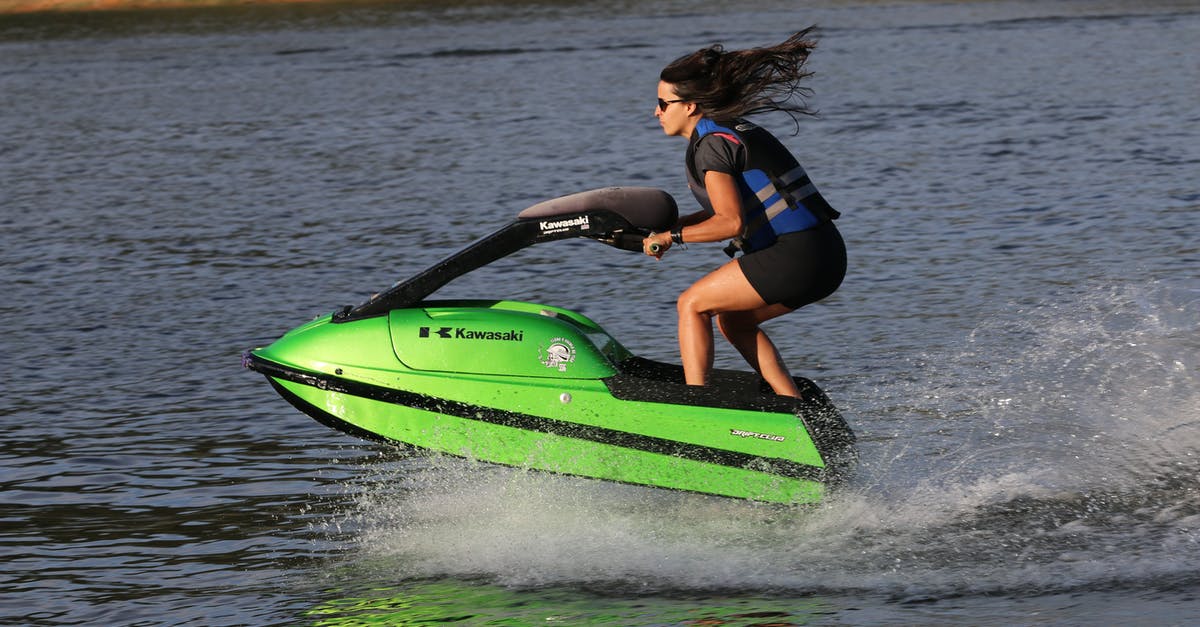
top-left (538, 215), bottom-right (590, 235)
top-left (539, 337), bottom-right (576, 372)
top-left (419, 326), bottom-right (524, 341)
top-left (731, 429), bottom-right (786, 442)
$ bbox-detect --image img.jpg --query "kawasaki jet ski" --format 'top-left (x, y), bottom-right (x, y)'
top-left (244, 187), bottom-right (855, 504)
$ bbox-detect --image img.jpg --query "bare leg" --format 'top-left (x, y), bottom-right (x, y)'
top-left (717, 308), bottom-right (801, 397)
top-left (676, 259), bottom-right (797, 393)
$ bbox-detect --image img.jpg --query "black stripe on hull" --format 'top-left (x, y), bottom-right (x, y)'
top-left (247, 354), bottom-right (827, 484)
top-left (267, 378), bottom-right (808, 503)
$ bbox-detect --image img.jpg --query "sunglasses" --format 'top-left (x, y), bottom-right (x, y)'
top-left (657, 98), bottom-right (684, 111)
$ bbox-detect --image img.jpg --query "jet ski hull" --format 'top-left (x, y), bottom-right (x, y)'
top-left (246, 299), bottom-right (854, 504)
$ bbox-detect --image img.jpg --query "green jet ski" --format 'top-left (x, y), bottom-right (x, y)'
top-left (244, 187), bottom-right (855, 504)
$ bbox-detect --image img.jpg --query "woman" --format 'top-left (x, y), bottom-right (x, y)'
top-left (643, 28), bottom-right (846, 397)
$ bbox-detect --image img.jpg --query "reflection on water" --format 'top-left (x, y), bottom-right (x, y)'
top-left (305, 578), bottom-right (833, 625)
top-left (2, 0), bottom-right (1198, 624)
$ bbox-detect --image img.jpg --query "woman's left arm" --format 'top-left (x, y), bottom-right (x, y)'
top-left (681, 171), bottom-right (744, 242)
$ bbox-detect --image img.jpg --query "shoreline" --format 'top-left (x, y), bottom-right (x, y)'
top-left (0, 0), bottom-right (333, 14)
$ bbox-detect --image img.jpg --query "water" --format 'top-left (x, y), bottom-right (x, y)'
top-left (2, 0), bottom-right (1198, 623)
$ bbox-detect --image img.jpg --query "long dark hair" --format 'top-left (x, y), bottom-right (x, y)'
top-left (660, 27), bottom-right (819, 127)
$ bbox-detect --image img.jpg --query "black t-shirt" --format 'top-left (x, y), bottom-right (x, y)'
top-left (690, 131), bottom-right (747, 181)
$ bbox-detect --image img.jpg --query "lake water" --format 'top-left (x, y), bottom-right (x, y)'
top-left (2, 0), bottom-right (1198, 624)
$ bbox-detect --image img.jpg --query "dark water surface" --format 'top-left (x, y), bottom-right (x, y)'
top-left (3, 0), bottom-right (1199, 624)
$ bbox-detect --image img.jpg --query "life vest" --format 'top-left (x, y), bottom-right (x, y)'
top-left (685, 118), bottom-right (839, 254)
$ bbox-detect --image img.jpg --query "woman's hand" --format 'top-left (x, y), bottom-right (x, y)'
top-left (643, 231), bottom-right (673, 259)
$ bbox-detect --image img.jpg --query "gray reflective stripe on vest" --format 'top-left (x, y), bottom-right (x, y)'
top-left (754, 165), bottom-right (814, 222)
top-left (754, 182), bottom-right (788, 219)
top-left (776, 165), bottom-right (818, 206)
top-left (778, 164), bottom-right (807, 184)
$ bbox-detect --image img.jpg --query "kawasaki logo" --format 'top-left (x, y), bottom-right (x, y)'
top-left (538, 215), bottom-right (590, 234)
top-left (419, 326), bottom-right (525, 342)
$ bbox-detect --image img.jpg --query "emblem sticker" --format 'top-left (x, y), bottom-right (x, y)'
top-left (730, 429), bottom-right (786, 442)
top-left (539, 337), bottom-right (576, 372)
top-left (419, 326), bottom-right (523, 341)
top-left (538, 215), bottom-right (590, 236)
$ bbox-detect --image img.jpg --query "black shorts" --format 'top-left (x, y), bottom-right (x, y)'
top-left (738, 221), bottom-right (846, 310)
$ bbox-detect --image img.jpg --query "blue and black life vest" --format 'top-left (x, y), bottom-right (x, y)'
top-left (685, 118), bottom-right (839, 254)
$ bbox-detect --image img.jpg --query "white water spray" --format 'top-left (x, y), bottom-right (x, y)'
top-left (339, 281), bottom-right (1199, 599)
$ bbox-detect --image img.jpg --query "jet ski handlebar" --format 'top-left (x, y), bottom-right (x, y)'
top-left (516, 187), bottom-right (678, 231)
top-left (334, 187), bottom-right (678, 322)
